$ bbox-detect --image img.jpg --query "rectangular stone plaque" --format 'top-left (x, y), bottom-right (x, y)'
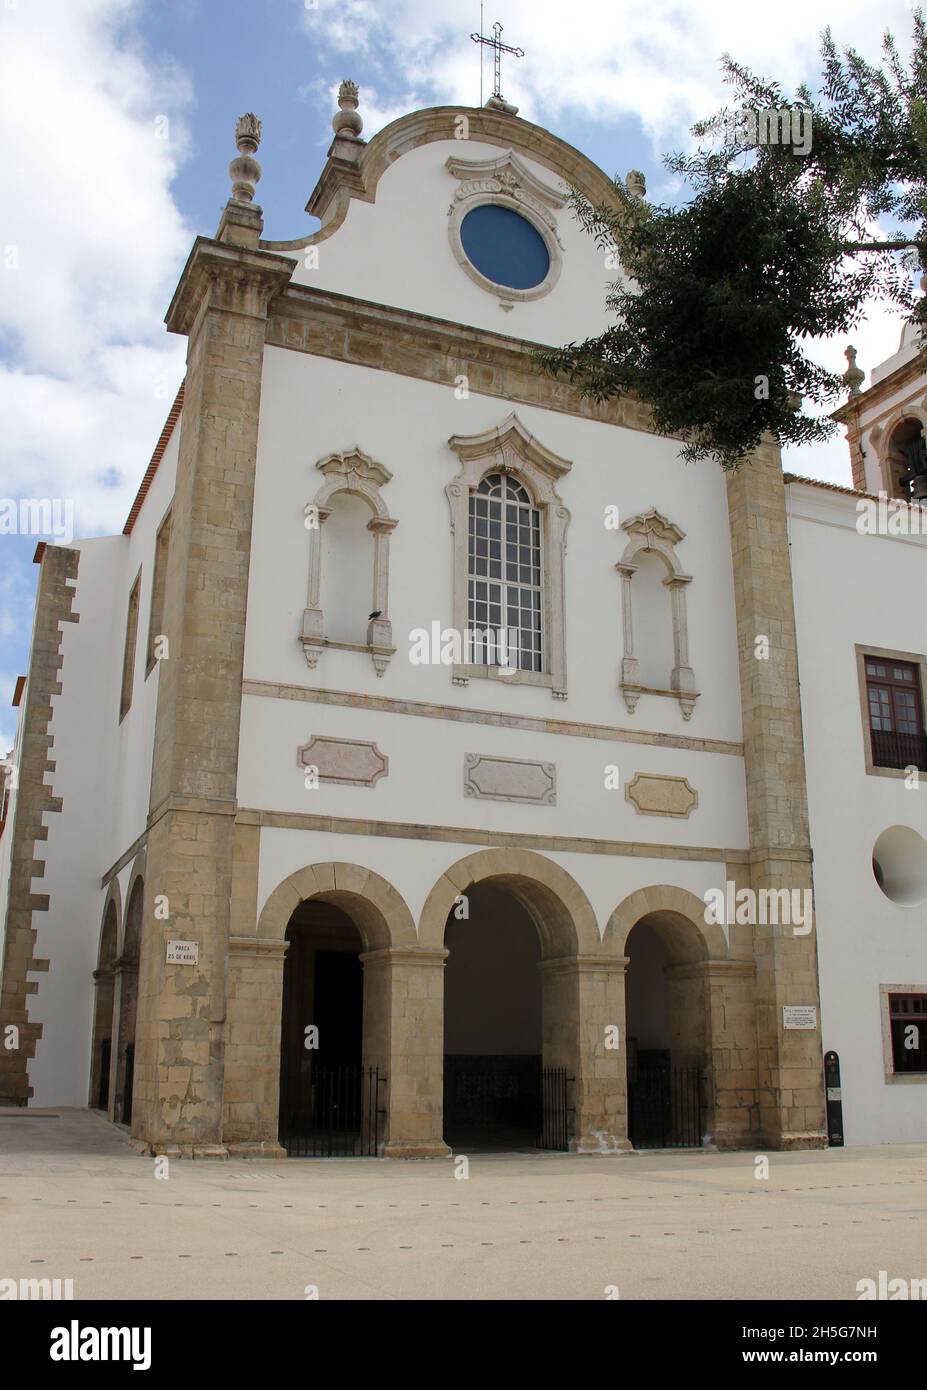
top-left (783, 1005), bottom-right (817, 1030)
top-left (166, 939), bottom-right (199, 965)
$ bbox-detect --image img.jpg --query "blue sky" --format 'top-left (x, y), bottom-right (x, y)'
top-left (0, 0), bottom-right (920, 752)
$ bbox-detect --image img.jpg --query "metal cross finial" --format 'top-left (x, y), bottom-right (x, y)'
top-left (471, 19), bottom-right (524, 102)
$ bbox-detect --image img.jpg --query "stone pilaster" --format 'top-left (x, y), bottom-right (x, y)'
top-left (361, 946), bottom-right (451, 1159)
top-left (726, 440), bottom-right (826, 1149)
top-left (132, 224), bottom-right (294, 1154)
top-left (0, 545), bottom-right (78, 1105)
top-left (223, 935), bottom-right (288, 1157)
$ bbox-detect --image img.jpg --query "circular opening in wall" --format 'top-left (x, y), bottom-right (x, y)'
top-left (459, 204), bottom-right (551, 290)
top-left (872, 825), bottom-right (927, 904)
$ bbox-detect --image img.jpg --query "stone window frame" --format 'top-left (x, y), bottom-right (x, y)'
top-left (145, 504), bottom-right (172, 678)
top-left (878, 983), bottom-right (927, 1084)
top-left (301, 449), bottom-right (398, 677)
top-left (445, 150), bottom-right (566, 308)
top-left (446, 413), bottom-right (571, 698)
top-left (869, 406), bottom-right (927, 499)
top-left (854, 643), bottom-right (927, 779)
top-left (616, 509), bottom-right (698, 721)
top-left (119, 567), bottom-right (142, 723)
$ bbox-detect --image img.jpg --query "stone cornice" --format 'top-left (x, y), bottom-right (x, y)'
top-left (165, 237), bottom-right (296, 337)
top-left (266, 283), bottom-right (660, 435)
top-left (235, 805), bottom-right (751, 864)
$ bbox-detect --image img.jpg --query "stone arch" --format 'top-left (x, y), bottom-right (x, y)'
top-left (100, 877), bottom-right (123, 954)
top-left (121, 847), bottom-right (147, 955)
top-left (877, 410), bottom-right (927, 499)
top-left (609, 885), bottom-right (738, 1149)
top-left (419, 847), bottom-right (598, 957)
top-left (256, 862), bottom-right (417, 952)
top-left (603, 884), bottom-right (727, 962)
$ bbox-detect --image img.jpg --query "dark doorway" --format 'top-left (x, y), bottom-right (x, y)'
top-left (278, 901), bottom-right (378, 1156)
top-left (625, 917), bottom-right (706, 1148)
top-left (98, 1038), bottom-right (111, 1110)
top-left (443, 883), bottom-right (545, 1151)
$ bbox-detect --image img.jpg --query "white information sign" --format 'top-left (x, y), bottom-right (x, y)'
top-left (783, 1005), bottom-right (817, 1031)
top-left (166, 940), bottom-right (199, 965)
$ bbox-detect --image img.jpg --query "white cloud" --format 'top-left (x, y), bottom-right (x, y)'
top-left (301, 0), bottom-right (920, 156)
top-left (0, 0), bottom-right (192, 537)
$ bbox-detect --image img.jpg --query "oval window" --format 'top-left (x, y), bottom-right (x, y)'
top-left (459, 204), bottom-right (551, 290)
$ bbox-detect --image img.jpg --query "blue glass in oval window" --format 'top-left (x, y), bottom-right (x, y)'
top-left (460, 204), bottom-right (550, 290)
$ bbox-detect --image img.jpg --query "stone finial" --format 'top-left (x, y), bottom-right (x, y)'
top-left (842, 344), bottom-right (865, 397)
top-left (229, 113), bottom-right (262, 203)
top-left (333, 79), bottom-right (363, 139)
top-left (625, 169), bottom-right (646, 199)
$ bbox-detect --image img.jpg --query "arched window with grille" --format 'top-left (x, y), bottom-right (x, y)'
top-left (468, 473), bottom-right (543, 672)
top-left (446, 414), bottom-right (572, 698)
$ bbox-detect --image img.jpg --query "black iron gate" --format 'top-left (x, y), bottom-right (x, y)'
top-left (98, 1038), bottom-right (111, 1110)
top-left (443, 1056), bottom-right (572, 1150)
top-left (628, 1057), bottom-right (702, 1148)
top-left (280, 1064), bottom-right (384, 1157)
top-left (537, 1066), bottom-right (571, 1151)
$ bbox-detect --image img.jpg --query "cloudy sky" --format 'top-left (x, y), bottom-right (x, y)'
top-left (0, 0), bottom-right (920, 752)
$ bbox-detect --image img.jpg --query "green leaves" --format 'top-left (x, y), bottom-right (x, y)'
top-left (541, 11), bottom-right (927, 469)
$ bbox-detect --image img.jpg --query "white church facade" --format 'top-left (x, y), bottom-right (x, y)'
top-left (0, 84), bottom-right (924, 1156)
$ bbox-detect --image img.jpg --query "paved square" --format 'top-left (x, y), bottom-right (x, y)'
top-left (2, 1109), bottom-right (926, 1301)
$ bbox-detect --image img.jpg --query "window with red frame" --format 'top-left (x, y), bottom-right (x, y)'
top-left (865, 657), bottom-right (927, 770)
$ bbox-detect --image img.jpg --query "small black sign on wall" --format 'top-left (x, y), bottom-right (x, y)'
top-left (824, 1050), bottom-right (844, 1147)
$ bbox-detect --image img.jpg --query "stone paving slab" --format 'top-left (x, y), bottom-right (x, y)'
top-left (1, 1108), bottom-right (926, 1300)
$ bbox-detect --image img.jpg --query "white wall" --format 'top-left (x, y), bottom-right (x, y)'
top-left (790, 480), bottom-right (927, 1143)
top-left (245, 348), bottom-right (744, 738)
top-left (288, 138), bottom-right (614, 346)
top-left (24, 419), bottom-right (180, 1106)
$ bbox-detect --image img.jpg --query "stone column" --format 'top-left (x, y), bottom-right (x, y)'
top-left (301, 504), bottom-right (332, 668)
top-left (727, 440), bottom-right (826, 1149)
top-left (615, 562), bottom-right (640, 703)
top-left (540, 955), bottom-right (631, 1154)
top-left (132, 204), bottom-right (294, 1155)
top-left (110, 955), bottom-right (138, 1125)
top-left (87, 965), bottom-right (115, 1109)
top-left (666, 573), bottom-right (696, 704)
top-left (360, 946), bottom-right (450, 1159)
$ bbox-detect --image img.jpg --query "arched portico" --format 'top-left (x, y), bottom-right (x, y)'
top-left (605, 886), bottom-right (757, 1148)
top-left (89, 888), bottom-right (120, 1110)
top-left (421, 849), bottom-right (629, 1155)
top-left (223, 863), bottom-right (446, 1158)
